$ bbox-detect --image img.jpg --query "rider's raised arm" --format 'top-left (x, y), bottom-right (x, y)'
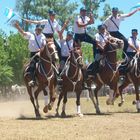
top-left (24, 19), bottom-right (49, 25)
top-left (121, 8), bottom-right (140, 18)
top-left (13, 21), bottom-right (28, 36)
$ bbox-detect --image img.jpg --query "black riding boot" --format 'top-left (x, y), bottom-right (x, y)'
top-left (81, 67), bottom-right (89, 90)
top-left (92, 61), bottom-right (100, 75)
top-left (28, 55), bottom-right (39, 87)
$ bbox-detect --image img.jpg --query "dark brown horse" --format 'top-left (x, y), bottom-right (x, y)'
top-left (86, 37), bottom-right (124, 114)
top-left (119, 53), bottom-right (140, 112)
top-left (56, 47), bottom-right (84, 117)
top-left (23, 42), bottom-right (57, 118)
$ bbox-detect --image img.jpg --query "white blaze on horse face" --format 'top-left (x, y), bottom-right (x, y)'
top-left (51, 44), bottom-right (59, 60)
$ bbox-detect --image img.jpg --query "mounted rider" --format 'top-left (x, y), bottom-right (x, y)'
top-left (87, 24), bottom-right (111, 76)
top-left (119, 29), bottom-right (140, 76)
top-left (13, 21), bottom-right (46, 87)
top-left (103, 7), bottom-right (140, 59)
top-left (59, 31), bottom-right (74, 74)
top-left (73, 7), bottom-right (96, 57)
top-left (24, 9), bottom-right (61, 62)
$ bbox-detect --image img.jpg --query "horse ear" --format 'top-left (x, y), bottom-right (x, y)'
top-left (73, 40), bottom-right (81, 49)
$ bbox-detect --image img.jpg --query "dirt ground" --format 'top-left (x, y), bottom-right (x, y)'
top-left (0, 94), bottom-right (140, 140)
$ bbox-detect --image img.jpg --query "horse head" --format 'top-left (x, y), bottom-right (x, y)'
top-left (70, 47), bottom-right (83, 68)
top-left (106, 37), bottom-right (124, 51)
top-left (46, 38), bottom-right (58, 62)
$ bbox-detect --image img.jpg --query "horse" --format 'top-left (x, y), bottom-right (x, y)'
top-left (23, 42), bottom-right (57, 118)
top-left (118, 53), bottom-right (140, 112)
top-left (86, 37), bottom-right (124, 114)
top-left (56, 47), bottom-right (84, 117)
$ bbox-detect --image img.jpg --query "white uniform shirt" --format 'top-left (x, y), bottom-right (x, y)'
top-left (74, 15), bottom-right (90, 34)
top-left (104, 15), bottom-right (127, 32)
top-left (24, 32), bottom-right (46, 52)
top-left (95, 32), bottom-right (110, 48)
top-left (39, 19), bottom-right (61, 34)
top-left (60, 39), bottom-right (73, 57)
top-left (127, 37), bottom-right (140, 52)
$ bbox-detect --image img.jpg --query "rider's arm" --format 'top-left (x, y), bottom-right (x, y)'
top-left (24, 19), bottom-right (45, 24)
top-left (88, 12), bottom-right (94, 24)
top-left (96, 41), bottom-right (104, 51)
top-left (14, 21), bottom-right (28, 36)
top-left (128, 38), bottom-right (139, 52)
top-left (121, 8), bottom-right (140, 18)
top-left (76, 16), bottom-right (91, 28)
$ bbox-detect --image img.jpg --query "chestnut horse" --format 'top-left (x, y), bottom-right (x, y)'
top-left (23, 42), bottom-right (57, 118)
top-left (86, 37), bottom-right (124, 114)
top-left (119, 53), bottom-right (140, 112)
top-left (56, 47), bottom-right (84, 117)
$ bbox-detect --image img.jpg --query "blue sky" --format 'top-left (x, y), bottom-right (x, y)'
top-left (0, 0), bottom-right (140, 38)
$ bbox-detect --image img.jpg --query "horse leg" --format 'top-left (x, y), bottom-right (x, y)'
top-left (61, 92), bottom-right (67, 118)
top-left (94, 84), bottom-right (102, 114)
top-left (87, 81), bottom-right (100, 114)
top-left (26, 85), bottom-right (40, 118)
top-left (56, 91), bottom-right (64, 116)
top-left (76, 91), bottom-right (83, 117)
top-left (134, 84), bottom-right (140, 113)
top-left (48, 84), bottom-right (56, 111)
top-left (118, 77), bottom-right (130, 107)
top-left (43, 88), bottom-right (49, 113)
top-left (34, 87), bottom-right (43, 118)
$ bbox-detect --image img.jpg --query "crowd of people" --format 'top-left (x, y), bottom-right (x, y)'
top-left (13, 6), bottom-right (140, 87)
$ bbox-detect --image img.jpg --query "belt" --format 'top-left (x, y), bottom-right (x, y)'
top-left (43, 33), bottom-right (54, 38)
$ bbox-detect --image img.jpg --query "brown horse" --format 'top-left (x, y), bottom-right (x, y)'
top-left (56, 47), bottom-right (84, 117)
top-left (86, 37), bottom-right (124, 114)
top-left (23, 42), bottom-right (57, 118)
top-left (119, 53), bottom-right (140, 112)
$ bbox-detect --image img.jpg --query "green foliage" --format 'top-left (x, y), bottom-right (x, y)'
top-left (0, 31), bottom-right (13, 85)
top-left (7, 33), bottom-right (29, 84)
top-left (82, 42), bottom-right (94, 63)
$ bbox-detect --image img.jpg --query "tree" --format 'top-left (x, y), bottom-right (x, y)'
top-left (0, 30), bottom-right (13, 86)
top-left (7, 32), bottom-right (29, 84)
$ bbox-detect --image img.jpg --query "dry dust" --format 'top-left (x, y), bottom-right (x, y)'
top-left (0, 94), bottom-right (140, 140)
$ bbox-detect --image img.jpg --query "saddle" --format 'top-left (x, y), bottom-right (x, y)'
top-left (118, 60), bottom-right (130, 75)
top-left (87, 61), bottom-right (101, 76)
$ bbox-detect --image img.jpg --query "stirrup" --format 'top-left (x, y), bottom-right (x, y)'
top-left (28, 80), bottom-right (35, 87)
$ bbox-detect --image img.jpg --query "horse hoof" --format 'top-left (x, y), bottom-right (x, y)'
top-left (48, 104), bottom-right (52, 110)
top-left (35, 113), bottom-right (41, 119)
top-left (77, 113), bottom-right (83, 117)
top-left (137, 109), bottom-right (140, 113)
top-left (55, 112), bottom-right (60, 117)
top-left (106, 99), bottom-right (111, 105)
top-left (61, 111), bottom-right (66, 118)
top-left (106, 99), bottom-right (114, 105)
top-left (132, 100), bottom-right (136, 105)
top-left (118, 103), bottom-right (122, 107)
top-left (43, 106), bottom-right (48, 113)
top-left (35, 109), bottom-right (41, 118)
top-left (96, 110), bottom-right (101, 115)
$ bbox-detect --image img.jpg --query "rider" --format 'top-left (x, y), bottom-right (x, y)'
top-left (59, 31), bottom-right (74, 74)
top-left (14, 21), bottom-right (46, 86)
top-left (119, 29), bottom-right (140, 75)
top-left (73, 7), bottom-right (96, 57)
top-left (24, 9), bottom-right (61, 61)
top-left (103, 7), bottom-right (140, 58)
top-left (87, 24), bottom-right (110, 76)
